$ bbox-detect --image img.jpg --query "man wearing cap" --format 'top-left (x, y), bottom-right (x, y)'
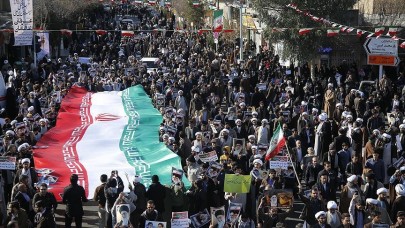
top-left (391, 211), bottom-right (405, 228)
top-left (13, 158), bottom-right (38, 190)
top-left (313, 211), bottom-right (331, 228)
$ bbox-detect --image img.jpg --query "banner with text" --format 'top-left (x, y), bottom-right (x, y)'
top-left (10, 0), bottom-right (33, 46)
top-left (224, 174), bottom-right (251, 193)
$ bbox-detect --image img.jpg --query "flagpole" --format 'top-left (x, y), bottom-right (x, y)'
top-left (285, 141), bottom-right (301, 186)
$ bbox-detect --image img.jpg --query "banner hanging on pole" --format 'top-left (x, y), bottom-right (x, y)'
top-left (10, 0), bottom-right (34, 46)
top-left (213, 10), bottom-right (224, 32)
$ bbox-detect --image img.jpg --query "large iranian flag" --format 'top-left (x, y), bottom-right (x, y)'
top-left (265, 125), bottom-right (286, 161)
top-left (33, 86), bottom-right (184, 201)
top-left (213, 10), bottom-right (224, 32)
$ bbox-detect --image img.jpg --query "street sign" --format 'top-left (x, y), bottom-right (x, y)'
top-left (363, 38), bottom-right (398, 56)
top-left (367, 55), bottom-right (400, 66)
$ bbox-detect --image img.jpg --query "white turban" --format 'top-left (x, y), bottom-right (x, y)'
top-left (366, 198), bottom-right (379, 205)
top-left (327, 201), bottom-right (338, 209)
top-left (395, 184), bottom-right (405, 196)
top-left (315, 211), bottom-right (326, 219)
top-left (347, 175), bottom-right (357, 183)
top-left (133, 175), bottom-right (142, 183)
top-left (253, 159), bottom-right (263, 166)
top-left (376, 187), bottom-right (388, 195)
top-left (20, 158), bottom-right (30, 164)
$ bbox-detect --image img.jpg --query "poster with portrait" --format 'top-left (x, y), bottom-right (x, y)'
top-left (36, 32), bottom-right (50, 60)
top-left (145, 221), bottom-right (167, 228)
top-left (232, 138), bottom-right (246, 156)
top-left (251, 169), bottom-right (268, 181)
top-left (210, 206), bottom-right (226, 228)
top-left (116, 204), bottom-right (131, 227)
top-left (172, 167), bottom-right (184, 184)
top-left (207, 161), bottom-right (222, 179)
top-left (190, 209), bottom-right (211, 228)
top-left (226, 202), bottom-right (242, 224)
top-left (266, 189), bottom-right (294, 209)
top-left (227, 107), bottom-right (236, 120)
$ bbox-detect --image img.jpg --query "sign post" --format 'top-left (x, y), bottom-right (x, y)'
top-left (363, 37), bottom-right (399, 80)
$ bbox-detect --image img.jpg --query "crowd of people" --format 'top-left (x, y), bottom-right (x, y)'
top-left (0, 1), bottom-right (405, 228)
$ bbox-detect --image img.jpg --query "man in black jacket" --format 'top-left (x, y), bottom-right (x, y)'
top-left (93, 174), bottom-right (108, 228)
top-left (146, 175), bottom-right (166, 213)
top-left (298, 186), bottom-right (326, 227)
top-left (139, 200), bottom-right (163, 228)
top-left (305, 157), bottom-right (323, 189)
top-left (62, 174), bottom-right (88, 228)
top-left (34, 200), bottom-right (56, 228)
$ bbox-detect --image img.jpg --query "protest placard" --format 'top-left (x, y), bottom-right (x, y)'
top-left (211, 206), bottom-right (226, 228)
top-left (172, 167), bottom-right (184, 184)
top-left (0, 157), bottom-right (16, 170)
top-left (190, 209), bottom-right (211, 228)
top-left (116, 204), bottom-right (130, 227)
top-left (199, 151), bottom-right (218, 163)
top-left (145, 221), bottom-right (166, 228)
top-left (269, 156), bottom-right (292, 170)
top-left (224, 174), bottom-right (251, 193)
top-left (171, 211), bottom-right (189, 228)
top-left (226, 202), bottom-right (242, 224)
